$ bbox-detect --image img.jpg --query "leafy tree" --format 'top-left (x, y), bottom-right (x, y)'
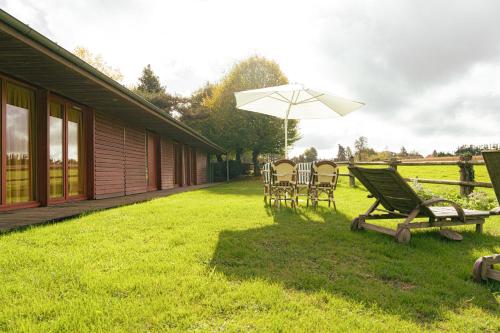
top-left (399, 146), bottom-right (409, 158)
top-left (455, 145), bottom-right (482, 156)
top-left (204, 56), bottom-right (299, 174)
top-left (346, 147), bottom-right (353, 159)
top-left (73, 46), bottom-right (123, 82)
top-left (180, 83), bottom-right (223, 160)
top-left (432, 150), bottom-right (438, 157)
top-left (336, 145), bottom-right (347, 161)
top-left (303, 147), bottom-right (318, 162)
top-left (354, 136), bottom-right (372, 161)
top-left (134, 65), bottom-right (188, 116)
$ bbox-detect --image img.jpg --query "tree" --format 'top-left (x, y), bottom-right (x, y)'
top-left (134, 65), bottom-right (189, 116)
top-left (204, 56), bottom-right (299, 175)
top-left (346, 147), bottom-right (353, 159)
top-left (136, 64), bottom-right (163, 94)
top-left (73, 46), bottom-right (123, 82)
top-left (354, 136), bottom-right (369, 161)
top-left (303, 147), bottom-right (318, 162)
top-left (336, 145), bottom-right (347, 161)
top-left (399, 146), bottom-right (409, 158)
top-left (432, 150), bottom-right (438, 157)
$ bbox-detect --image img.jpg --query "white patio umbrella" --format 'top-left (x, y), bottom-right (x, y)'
top-left (234, 83), bottom-right (365, 158)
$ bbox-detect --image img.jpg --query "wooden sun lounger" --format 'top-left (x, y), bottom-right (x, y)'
top-left (483, 151), bottom-right (500, 215)
top-left (349, 166), bottom-right (490, 243)
top-left (471, 151), bottom-right (500, 283)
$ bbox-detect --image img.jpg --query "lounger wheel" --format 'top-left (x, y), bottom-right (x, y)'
top-left (351, 217), bottom-right (361, 231)
top-left (395, 228), bottom-right (411, 244)
top-left (472, 257), bottom-right (485, 282)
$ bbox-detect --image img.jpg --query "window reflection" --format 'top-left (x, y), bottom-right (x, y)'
top-left (49, 102), bottom-right (64, 199)
top-left (6, 83), bottom-right (34, 204)
top-left (67, 107), bottom-right (84, 196)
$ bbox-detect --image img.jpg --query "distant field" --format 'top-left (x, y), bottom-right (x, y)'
top-left (338, 164), bottom-right (495, 198)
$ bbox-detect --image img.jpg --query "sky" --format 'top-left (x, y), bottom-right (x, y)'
top-left (1, 0), bottom-right (499, 158)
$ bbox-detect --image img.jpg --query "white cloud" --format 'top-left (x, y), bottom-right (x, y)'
top-left (1, 0), bottom-right (499, 157)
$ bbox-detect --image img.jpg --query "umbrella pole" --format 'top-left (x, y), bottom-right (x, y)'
top-left (284, 117), bottom-right (288, 158)
top-left (284, 100), bottom-right (292, 159)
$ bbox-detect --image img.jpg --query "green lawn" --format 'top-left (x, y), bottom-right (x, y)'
top-left (0, 177), bottom-right (498, 332)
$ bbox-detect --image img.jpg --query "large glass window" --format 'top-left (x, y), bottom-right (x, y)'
top-left (49, 102), bottom-right (64, 199)
top-left (67, 107), bottom-right (84, 196)
top-left (6, 83), bottom-right (34, 204)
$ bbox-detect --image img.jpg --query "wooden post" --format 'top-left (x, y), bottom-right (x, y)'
top-left (37, 89), bottom-right (49, 206)
top-left (348, 156), bottom-right (355, 187)
top-left (389, 158), bottom-right (401, 171)
top-left (458, 154), bottom-right (474, 196)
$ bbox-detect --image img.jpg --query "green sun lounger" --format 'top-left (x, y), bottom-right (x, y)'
top-left (482, 151), bottom-right (500, 215)
top-left (349, 166), bottom-right (490, 243)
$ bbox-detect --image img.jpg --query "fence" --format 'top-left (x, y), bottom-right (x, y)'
top-left (337, 156), bottom-right (492, 195)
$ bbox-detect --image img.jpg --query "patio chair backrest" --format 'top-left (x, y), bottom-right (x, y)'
top-left (313, 161), bottom-right (338, 186)
top-left (296, 162), bottom-right (313, 185)
top-left (262, 163), bottom-right (271, 184)
top-left (482, 151), bottom-right (500, 204)
top-left (272, 159), bottom-right (296, 184)
top-left (348, 166), bottom-right (432, 216)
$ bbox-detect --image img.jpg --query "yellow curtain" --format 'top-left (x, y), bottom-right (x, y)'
top-left (7, 83), bottom-right (34, 111)
top-left (6, 83), bottom-right (35, 204)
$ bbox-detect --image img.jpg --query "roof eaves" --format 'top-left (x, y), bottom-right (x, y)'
top-left (0, 9), bottom-right (225, 154)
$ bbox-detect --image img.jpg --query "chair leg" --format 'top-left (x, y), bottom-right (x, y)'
top-left (476, 223), bottom-right (483, 234)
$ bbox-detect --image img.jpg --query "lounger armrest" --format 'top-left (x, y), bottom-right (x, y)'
top-left (491, 207), bottom-right (500, 215)
top-left (421, 198), bottom-right (466, 222)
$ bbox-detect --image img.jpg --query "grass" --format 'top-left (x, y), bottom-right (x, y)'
top-left (0, 170), bottom-right (499, 332)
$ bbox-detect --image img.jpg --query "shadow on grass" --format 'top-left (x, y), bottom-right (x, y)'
top-left (210, 202), bottom-right (499, 324)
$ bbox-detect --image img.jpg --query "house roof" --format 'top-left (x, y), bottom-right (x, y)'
top-left (0, 9), bottom-right (225, 154)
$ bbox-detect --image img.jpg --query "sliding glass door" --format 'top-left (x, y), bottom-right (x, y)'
top-left (4, 82), bottom-right (35, 205)
top-left (49, 98), bottom-right (85, 201)
top-left (49, 102), bottom-right (64, 199)
top-left (1, 77), bottom-right (86, 209)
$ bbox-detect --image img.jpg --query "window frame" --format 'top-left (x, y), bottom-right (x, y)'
top-left (0, 74), bottom-right (39, 210)
top-left (48, 93), bottom-right (88, 203)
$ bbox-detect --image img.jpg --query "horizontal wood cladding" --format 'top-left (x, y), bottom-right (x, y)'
top-left (94, 112), bottom-right (147, 198)
top-left (160, 137), bottom-right (175, 189)
top-left (196, 150), bottom-right (208, 184)
top-left (125, 127), bottom-right (147, 194)
top-left (95, 113), bottom-right (125, 198)
top-left (94, 112), bottom-right (205, 198)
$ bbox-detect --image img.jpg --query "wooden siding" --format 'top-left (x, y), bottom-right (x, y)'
top-left (196, 150), bottom-right (208, 184)
top-left (79, 112), bottom-right (207, 199)
top-left (125, 127), bottom-right (146, 194)
top-left (160, 137), bottom-right (175, 189)
top-left (95, 112), bottom-right (125, 198)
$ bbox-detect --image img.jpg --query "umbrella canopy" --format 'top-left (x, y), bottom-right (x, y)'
top-left (235, 83), bottom-right (365, 157)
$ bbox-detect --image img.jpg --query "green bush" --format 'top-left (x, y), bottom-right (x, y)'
top-left (411, 179), bottom-right (496, 211)
top-left (211, 160), bottom-right (243, 180)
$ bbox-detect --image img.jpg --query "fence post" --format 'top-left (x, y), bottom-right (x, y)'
top-left (388, 158), bottom-right (401, 171)
top-left (348, 156), bottom-right (355, 187)
top-left (458, 154), bottom-right (474, 196)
